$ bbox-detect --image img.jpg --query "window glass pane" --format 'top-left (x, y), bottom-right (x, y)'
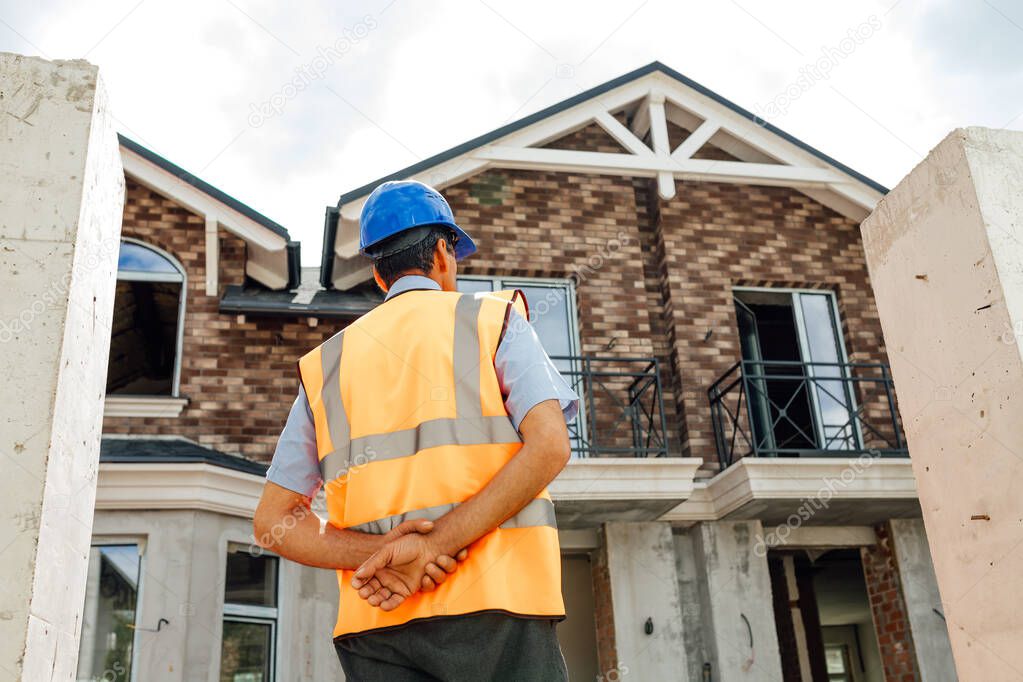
top-left (798, 293), bottom-right (855, 450)
top-left (118, 241), bottom-right (181, 277)
top-left (456, 278), bottom-right (494, 294)
top-left (225, 549), bottom-right (278, 607)
top-left (77, 545), bottom-right (140, 682)
top-left (220, 620), bottom-right (272, 682)
top-left (512, 285), bottom-right (573, 364)
top-left (106, 280), bottom-right (181, 395)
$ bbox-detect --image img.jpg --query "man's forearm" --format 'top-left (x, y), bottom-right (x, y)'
top-left (254, 496), bottom-right (384, 570)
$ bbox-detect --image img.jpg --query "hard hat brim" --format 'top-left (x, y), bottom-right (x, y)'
top-left (451, 223), bottom-right (477, 260)
top-left (359, 220), bottom-right (477, 261)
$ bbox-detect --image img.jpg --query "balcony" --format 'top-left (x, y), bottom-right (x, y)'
top-left (552, 355), bottom-right (670, 458)
top-left (548, 355), bottom-right (699, 527)
top-left (708, 359), bottom-right (908, 469)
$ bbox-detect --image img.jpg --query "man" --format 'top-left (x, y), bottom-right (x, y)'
top-left (253, 180), bottom-right (578, 681)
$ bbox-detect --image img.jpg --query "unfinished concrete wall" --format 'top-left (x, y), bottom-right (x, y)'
top-left (861, 127), bottom-right (1023, 679)
top-left (690, 520), bottom-right (783, 682)
top-left (890, 518), bottom-right (957, 682)
top-left (91, 509), bottom-right (342, 681)
top-left (602, 522), bottom-right (686, 680)
top-left (0, 53), bottom-right (123, 680)
top-left (674, 529), bottom-right (710, 681)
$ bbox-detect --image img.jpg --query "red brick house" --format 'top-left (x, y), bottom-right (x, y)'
top-left (84, 63), bottom-right (954, 681)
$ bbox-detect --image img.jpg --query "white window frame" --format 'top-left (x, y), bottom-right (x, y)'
top-left (104, 238), bottom-right (188, 418)
top-left (218, 542), bottom-right (279, 682)
top-left (457, 275), bottom-right (582, 358)
top-left (79, 538), bottom-right (147, 682)
top-left (458, 275), bottom-right (588, 454)
top-left (732, 286), bottom-right (863, 451)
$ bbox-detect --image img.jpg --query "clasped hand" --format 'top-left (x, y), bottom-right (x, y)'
top-left (350, 519), bottom-right (466, 611)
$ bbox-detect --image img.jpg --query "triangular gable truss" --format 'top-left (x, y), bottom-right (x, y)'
top-left (327, 63), bottom-right (885, 290)
top-left (119, 135), bottom-right (297, 291)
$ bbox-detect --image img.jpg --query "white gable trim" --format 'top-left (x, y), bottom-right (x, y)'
top-left (120, 145), bottom-right (290, 290)
top-left (329, 69), bottom-right (884, 289)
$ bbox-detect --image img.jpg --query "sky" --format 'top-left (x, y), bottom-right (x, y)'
top-left (2, 0), bottom-right (1022, 264)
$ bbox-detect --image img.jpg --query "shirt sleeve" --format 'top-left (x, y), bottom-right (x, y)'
top-left (495, 309), bottom-right (580, 431)
top-left (266, 384), bottom-right (323, 497)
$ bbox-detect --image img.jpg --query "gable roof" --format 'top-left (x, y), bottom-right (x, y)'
top-left (119, 135), bottom-right (300, 290)
top-left (119, 134), bottom-right (292, 239)
top-left (322, 62), bottom-right (887, 289)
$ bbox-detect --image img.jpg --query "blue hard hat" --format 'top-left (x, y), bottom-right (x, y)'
top-left (359, 181), bottom-right (477, 260)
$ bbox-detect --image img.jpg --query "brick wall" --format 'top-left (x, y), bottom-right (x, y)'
top-left (102, 179), bottom-right (344, 459)
top-left (107, 122), bottom-right (893, 470)
top-left (654, 181), bottom-right (890, 464)
top-left (861, 522), bottom-right (921, 681)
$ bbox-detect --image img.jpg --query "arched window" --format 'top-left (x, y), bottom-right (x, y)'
top-left (106, 239), bottom-right (186, 396)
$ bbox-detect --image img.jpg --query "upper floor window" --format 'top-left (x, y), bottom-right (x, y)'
top-left (733, 287), bottom-right (858, 453)
top-left (457, 276), bottom-right (580, 369)
top-left (106, 239), bottom-right (185, 397)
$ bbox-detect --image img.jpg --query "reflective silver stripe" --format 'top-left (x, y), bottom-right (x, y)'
top-left (453, 294), bottom-right (484, 419)
top-left (349, 498), bottom-right (557, 535)
top-left (499, 498), bottom-right (557, 530)
top-left (318, 332), bottom-right (350, 481)
top-left (321, 415), bottom-right (521, 480)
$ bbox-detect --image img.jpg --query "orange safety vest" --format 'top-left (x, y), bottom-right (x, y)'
top-left (298, 288), bottom-right (565, 638)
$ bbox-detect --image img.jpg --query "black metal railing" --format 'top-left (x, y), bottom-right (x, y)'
top-left (708, 359), bottom-right (907, 468)
top-left (551, 355), bottom-right (669, 458)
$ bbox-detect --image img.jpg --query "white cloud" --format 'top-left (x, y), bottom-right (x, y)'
top-left (2, 0), bottom-right (1021, 263)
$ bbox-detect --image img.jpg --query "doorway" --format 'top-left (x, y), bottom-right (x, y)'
top-left (768, 549), bottom-right (883, 682)
top-left (734, 288), bottom-right (858, 456)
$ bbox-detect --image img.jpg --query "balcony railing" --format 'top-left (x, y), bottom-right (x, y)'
top-left (552, 355), bottom-right (669, 458)
top-left (708, 359), bottom-right (907, 468)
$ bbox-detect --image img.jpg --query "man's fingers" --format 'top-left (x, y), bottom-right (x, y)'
top-left (379, 593), bottom-right (406, 611)
top-left (434, 555), bottom-right (457, 574)
top-left (357, 577), bottom-right (383, 599)
top-left (456, 548), bottom-right (469, 562)
top-left (424, 561), bottom-right (447, 586)
top-left (421, 575), bottom-right (437, 592)
top-left (352, 546), bottom-right (393, 587)
top-left (388, 518), bottom-right (434, 538)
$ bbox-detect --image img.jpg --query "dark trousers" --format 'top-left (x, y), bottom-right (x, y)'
top-left (334, 613), bottom-right (568, 682)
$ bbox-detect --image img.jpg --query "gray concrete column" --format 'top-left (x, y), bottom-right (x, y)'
top-left (603, 522), bottom-right (687, 680)
top-left (861, 127), bottom-right (1023, 679)
top-left (689, 520), bottom-right (783, 682)
top-left (0, 52), bottom-right (123, 680)
top-left (889, 519), bottom-right (957, 682)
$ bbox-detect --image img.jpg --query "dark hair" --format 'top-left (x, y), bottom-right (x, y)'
top-left (372, 225), bottom-right (456, 287)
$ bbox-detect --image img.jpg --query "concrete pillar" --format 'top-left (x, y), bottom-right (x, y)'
top-left (602, 522), bottom-right (686, 680)
top-left (690, 520), bottom-right (783, 682)
top-left (0, 52), bottom-right (123, 680)
top-left (861, 127), bottom-right (1023, 679)
top-left (889, 518), bottom-right (957, 682)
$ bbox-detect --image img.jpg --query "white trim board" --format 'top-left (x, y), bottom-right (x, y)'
top-left (663, 457), bottom-right (919, 526)
top-left (329, 69), bottom-right (885, 289)
top-left (120, 145), bottom-right (290, 290)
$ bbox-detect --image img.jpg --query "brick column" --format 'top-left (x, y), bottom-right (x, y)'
top-left (591, 525), bottom-right (619, 678)
top-left (861, 522), bottom-right (921, 681)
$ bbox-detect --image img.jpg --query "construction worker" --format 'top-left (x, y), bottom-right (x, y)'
top-left (253, 180), bottom-right (578, 681)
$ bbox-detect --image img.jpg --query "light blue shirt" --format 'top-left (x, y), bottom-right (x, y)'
top-left (266, 275), bottom-right (579, 497)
